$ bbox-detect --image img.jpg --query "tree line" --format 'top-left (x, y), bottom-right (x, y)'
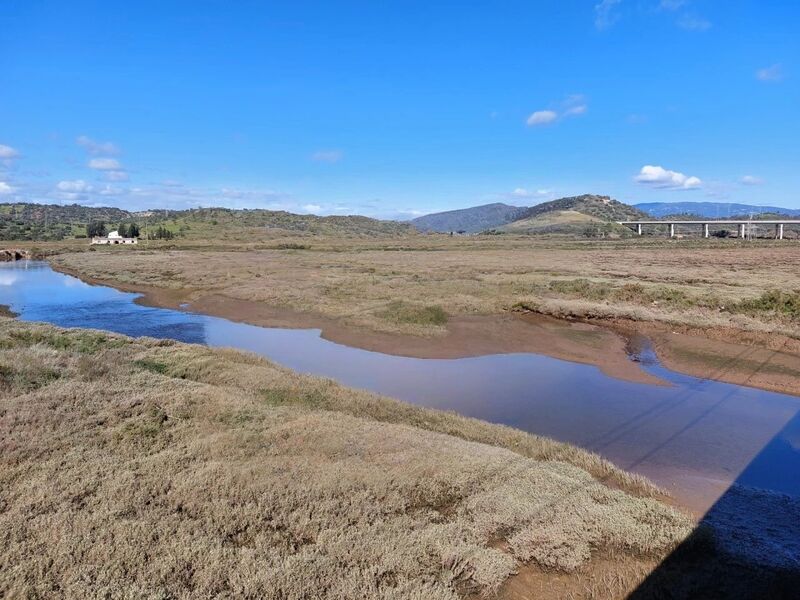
top-left (87, 221), bottom-right (174, 240)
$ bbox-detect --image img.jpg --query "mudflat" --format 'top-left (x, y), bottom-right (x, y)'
top-left (49, 236), bottom-right (800, 395)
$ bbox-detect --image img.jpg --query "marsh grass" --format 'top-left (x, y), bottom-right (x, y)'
top-left (733, 289), bottom-right (800, 321)
top-left (49, 238), bottom-right (800, 341)
top-left (0, 318), bottom-right (693, 599)
top-left (376, 300), bottom-right (449, 326)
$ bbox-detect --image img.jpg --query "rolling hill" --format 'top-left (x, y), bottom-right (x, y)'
top-left (410, 202), bottom-right (527, 233)
top-left (517, 194), bottom-right (647, 222)
top-left (0, 203), bottom-right (413, 241)
top-left (493, 195), bottom-right (646, 236)
top-left (412, 195), bottom-right (647, 235)
top-left (635, 202), bottom-right (800, 218)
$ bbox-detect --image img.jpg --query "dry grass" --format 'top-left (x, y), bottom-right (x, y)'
top-left (0, 318), bottom-right (693, 598)
top-left (49, 236), bottom-right (800, 340)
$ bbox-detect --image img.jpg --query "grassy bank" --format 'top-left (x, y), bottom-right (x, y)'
top-left (0, 318), bottom-right (693, 598)
top-left (48, 236), bottom-right (800, 344)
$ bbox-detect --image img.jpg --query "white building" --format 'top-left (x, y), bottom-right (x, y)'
top-left (91, 230), bottom-right (138, 245)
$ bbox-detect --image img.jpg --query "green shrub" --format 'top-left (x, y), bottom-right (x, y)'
top-left (734, 290), bottom-right (800, 320)
top-left (375, 301), bottom-right (448, 326)
top-left (133, 359), bottom-right (170, 374)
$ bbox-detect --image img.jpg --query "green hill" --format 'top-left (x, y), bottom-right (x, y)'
top-left (517, 194), bottom-right (647, 222)
top-left (0, 203), bottom-right (413, 241)
top-left (490, 195), bottom-right (647, 236)
top-left (411, 203), bottom-right (527, 233)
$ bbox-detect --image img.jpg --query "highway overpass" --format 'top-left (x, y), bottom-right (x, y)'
top-left (618, 220), bottom-right (800, 239)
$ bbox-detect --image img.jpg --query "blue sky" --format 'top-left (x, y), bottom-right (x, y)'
top-left (1, 1), bottom-right (798, 217)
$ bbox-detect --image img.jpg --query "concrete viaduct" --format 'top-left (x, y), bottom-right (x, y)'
top-left (617, 220), bottom-right (800, 239)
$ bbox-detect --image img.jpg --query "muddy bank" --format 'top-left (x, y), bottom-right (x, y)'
top-left (607, 320), bottom-right (800, 397)
top-left (50, 263), bottom-right (800, 396)
top-left (0, 248), bottom-right (31, 261)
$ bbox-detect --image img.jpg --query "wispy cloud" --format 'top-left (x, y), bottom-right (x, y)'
top-left (564, 104), bottom-right (587, 117)
top-left (509, 187), bottom-right (553, 199)
top-left (56, 179), bottom-right (92, 193)
top-left (635, 165), bottom-right (702, 190)
top-left (677, 14), bottom-right (711, 31)
top-left (526, 110), bottom-right (558, 126)
top-left (756, 64), bottom-right (784, 82)
top-left (76, 135), bottom-right (120, 156)
top-left (740, 175), bottom-right (764, 186)
top-left (527, 95), bottom-right (588, 127)
top-left (88, 157), bottom-right (122, 171)
top-left (594, 0), bottom-right (622, 30)
top-left (311, 149), bottom-right (343, 163)
top-left (0, 144), bottom-right (20, 160)
top-left (657, 1), bottom-right (711, 31)
top-left (104, 170), bottom-right (129, 182)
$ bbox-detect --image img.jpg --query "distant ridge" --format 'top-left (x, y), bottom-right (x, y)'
top-left (412, 195), bottom-right (647, 234)
top-left (635, 202), bottom-right (800, 219)
top-left (517, 194), bottom-right (646, 222)
top-left (411, 202), bottom-right (527, 233)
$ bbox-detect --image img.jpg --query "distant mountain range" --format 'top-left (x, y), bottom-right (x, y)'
top-left (411, 195), bottom-right (646, 234)
top-left (411, 202), bottom-right (527, 233)
top-left (635, 202), bottom-right (800, 218)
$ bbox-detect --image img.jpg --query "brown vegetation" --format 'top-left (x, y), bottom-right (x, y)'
top-left (49, 236), bottom-right (800, 343)
top-left (0, 318), bottom-right (693, 598)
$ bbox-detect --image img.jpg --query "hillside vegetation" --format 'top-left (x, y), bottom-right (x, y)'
top-left (0, 318), bottom-right (692, 598)
top-left (0, 203), bottom-right (414, 241)
top-left (411, 203), bottom-right (527, 233)
top-left (0, 203), bottom-right (131, 241)
top-left (414, 195), bottom-right (647, 236)
top-left (516, 195), bottom-right (647, 223)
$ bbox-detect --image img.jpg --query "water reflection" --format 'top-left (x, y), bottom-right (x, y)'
top-left (1, 260), bottom-right (798, 512)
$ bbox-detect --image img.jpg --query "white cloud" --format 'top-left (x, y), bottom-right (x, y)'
top-left (527, 95), bottom-right (588, 127)
top-left (77, 135), bottom-right (120, 155)
top-left (302, 204), bottom-right (322, 213)
top-left (677, 14), bottom-right (711, 31)
top-left (526, 110), bottom-right (558, 126)
top-left (594, 0), bottom-right (622, 30)
top-left (740, 175), bottom-right (763, 186)
top-left (756, 64), bottom-right (783, 82)
top-left (98, 185), bottom-right (126, 196)
top-left (104, 170), bottom-right (129, 182)
top-left (88, 157), bottom-right (122, 171)
top-left (564, 104), bottom-right (587, 116)
top-left (0, 144), bottom-right (19, 159)
top-left (311, 150), bottom-right (343, 163)
top-left (0, 181), bottom-right (15, 194)
top-left (511, 187), bottom-right (553, 199)
top-left (635, 165), bottom-right (702, 190)
top-left (57, 179), bottom-right (92, 193)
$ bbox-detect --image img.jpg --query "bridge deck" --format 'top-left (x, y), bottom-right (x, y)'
top-left (618, 220), bottom-right (800, 225)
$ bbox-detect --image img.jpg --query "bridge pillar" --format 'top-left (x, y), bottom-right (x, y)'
top-left (637, 223), bottom-right (642, 235)
top-left (669, 223), bottom-right (675, 238)
top-left (739, 223), bottom-right (746, 239)
top-left (703, 223), bottom-right (709, 238)
top-left (777, 223), bottom-right (784, 240)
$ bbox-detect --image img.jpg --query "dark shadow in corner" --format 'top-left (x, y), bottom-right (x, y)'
top-left (628, 410), bottom-right (800, 599)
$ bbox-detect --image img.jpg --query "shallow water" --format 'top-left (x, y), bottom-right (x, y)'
top-left (2, 260), bottom-right (798, 512)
